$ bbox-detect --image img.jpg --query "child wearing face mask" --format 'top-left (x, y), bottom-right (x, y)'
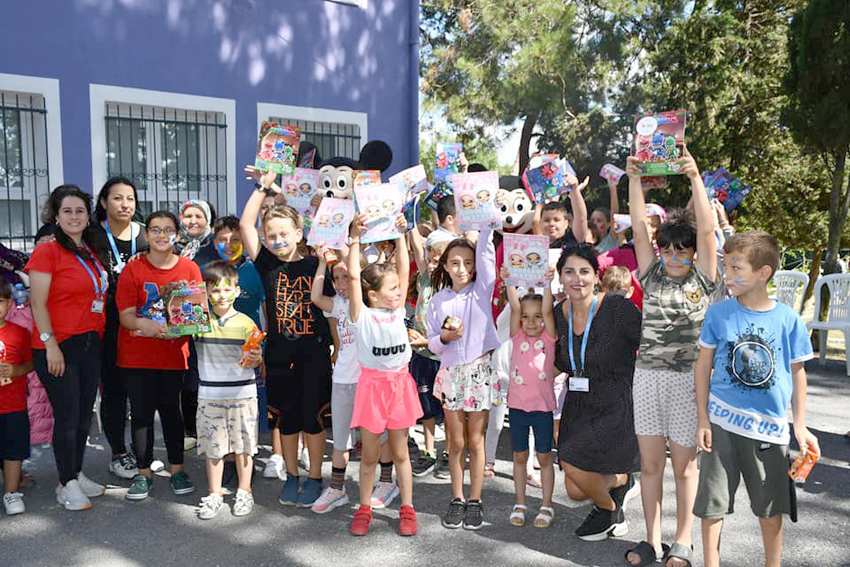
top-left (624, 149), bottom-right (718, 567)
top-left (240, 171), bottom-right (333, 510)
top-left (346, 213), bottom-right (422, 537)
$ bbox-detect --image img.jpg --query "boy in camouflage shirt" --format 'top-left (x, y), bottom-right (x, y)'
top-left (623, 149), bottom-right (718, 567)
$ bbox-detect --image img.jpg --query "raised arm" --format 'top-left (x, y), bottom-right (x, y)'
top-left (239, 168), bottom-right (278, 262)
top-left (395, 214), bottom-right (410, 301)
top-left (346, 213), bottom-right (365, 323)
top-left (542, 267), bottom-right (556, 338)
top-left (500, 265), bottom-right (521, 336)
top-left (679, 147), bottom-right (717, 281)
top-left (476, 228), bottom-right (496, 290)
top-left (626, 157), bottom-right (656, 277)
top-left (568, 175), bottom-right (590, 243)
top-left (532, 202), bottom-right (544, 236)
top-left (409, 223), bottom-right (428, 275)
top-left (607, 178), bottom-right (619, 238)
top-left (310, 247), bottom-right (334, 314)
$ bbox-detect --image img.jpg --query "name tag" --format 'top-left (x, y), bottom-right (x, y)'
top-left (569, 376), bottom-right (589, 392)
top-left (91, 299), bottom-right (105, 313)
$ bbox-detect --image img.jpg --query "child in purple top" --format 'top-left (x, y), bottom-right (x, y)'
top-left (426, 228), bottom-right (502, 531)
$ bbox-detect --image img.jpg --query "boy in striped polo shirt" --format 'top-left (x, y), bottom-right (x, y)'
top-left (194, 260), bottom-right (263, 519)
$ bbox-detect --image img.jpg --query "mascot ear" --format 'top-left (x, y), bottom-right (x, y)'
top-left (467, 163), bottom-right (487, 173)
top-left (359, 141), bottom-right (393, 172)
top-left (500, 174), bottom-right (533, 201)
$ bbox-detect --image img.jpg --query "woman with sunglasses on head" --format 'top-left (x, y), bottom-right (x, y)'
top-left (26, 185), bottom-right (109, 511)
top-left (115, 211), bottom-right (202, 501)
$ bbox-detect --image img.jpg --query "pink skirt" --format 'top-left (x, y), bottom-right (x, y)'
top-left (350, 366), bottom-right (424, 435)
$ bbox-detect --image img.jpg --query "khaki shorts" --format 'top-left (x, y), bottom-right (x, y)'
top-left (693, 423), bottom-right (794, 519)
top-left (197, 398), bottom-right (259, 460)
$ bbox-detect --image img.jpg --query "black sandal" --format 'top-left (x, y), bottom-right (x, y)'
top-left (625, 542), bottom-right (669, 566)
top-left (664, 542), bottom-right (693, 566)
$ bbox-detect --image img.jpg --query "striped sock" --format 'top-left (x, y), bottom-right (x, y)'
top-left (331, 466), bottom-right (346, 491)
top-left (379, 461), bottom-right (393, 483)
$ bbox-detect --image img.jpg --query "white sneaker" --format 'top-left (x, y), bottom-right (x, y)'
top-left (108, 454), bottom-right (139, 480)
top-left (263, 454), bottom-right (285, 479)
top-left (197, 493), bottom-right (226, 520)
top-left (311, 486), bottom-right (349, 514)
top-left (150, 460), bottom-right (165, 473)
top-left (77, 472), bottom-right (106, 497)
top-left (232, 489), bottom-right (254, 517)
top-left (184, 437), bottom-right (197, 452)
top-left (370, 481), bottom-right (399, 509)
top-left (3, 492), bottom-right (25, 515)
top-left (56, 480), bottom-right (92, 511)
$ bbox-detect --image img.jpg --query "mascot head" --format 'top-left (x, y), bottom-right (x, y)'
top-left (318, 141), bottom-right (393, 200)
top-left (496, 175), bottom-right (534, 234)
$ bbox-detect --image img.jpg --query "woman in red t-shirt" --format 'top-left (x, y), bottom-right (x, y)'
top-left (116, 211), bottom-right (202, 501)
top-left (26, 185), bottom-right (108, 512)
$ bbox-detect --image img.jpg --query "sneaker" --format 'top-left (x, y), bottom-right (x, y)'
top-left (296, 478), bottom-right (323, 507)
top-left (349, 505), bottom-right (373, 536)
top-left (170, 471), bottom-right (196, 495)
top-left (442, 498), bottom-right (466, 529)
top-left (3, 492), bottom-right (25, 515)
top-left (232, 489), bottom-right (254, 517)
top-left (108, 454), bottom-right (139, 480)
top-left (609, 473), bottom-right (640, 511)
top-left (412, 452), bottom-right (436, 477)
top-left (56, 479), bottom-right (93, 510)
top-left (575, 505), bottom-right (628, 541)
top-left (312, 486), bottom-right (349, 514)
top-left (197, 493), bottom-right (226, 520)
top-left (77, 472), bottom-right (106, 498)
top-left (370, 481), bottom-right (399, 509)
top-left (278, 475), bottom-right (300, 506)
top-left (263, 454), bottom-right (285, 480)
top-left (399, 504), bottom-right (417, 536)
top-left (184, 436), bottom-right (197, 452)
top-left (150, 459), bottom-right (165, 473)
top-left (463, 500), bottom-right (484, 530)
top-left (434, 451), bottom-right (450, 480)
top-left (125, 474), bottom-right (152, 501)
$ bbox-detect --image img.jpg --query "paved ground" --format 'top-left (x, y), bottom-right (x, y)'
top-left (3, 359), bottom-right (850, 567)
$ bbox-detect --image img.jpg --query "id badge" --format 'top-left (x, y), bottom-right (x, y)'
top-left (568, 376), bottom-right (589, 393)
top-left (91, 299), bottom-right (105, 313)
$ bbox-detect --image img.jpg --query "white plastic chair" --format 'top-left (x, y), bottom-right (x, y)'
top-left (772, 270), bottom-right (809, 314)
top-left (807, 274), bottom-right (850, 376)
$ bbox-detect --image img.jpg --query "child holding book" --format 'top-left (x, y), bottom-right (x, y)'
top-left (625, 149), bottom-right (718, 567)
top-left (346, 213), bottom-right (422, 537)
top-left (694, 232), bottom-right (818, 567)
top-left (501, 267), bottom-right (558, 529)
top-left (194, 260), bottom-right (263, 519)
top-left (0, 282), bottom-right (33, 515)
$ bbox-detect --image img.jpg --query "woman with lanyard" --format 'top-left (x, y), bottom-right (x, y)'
top-left (26, 185), bottom-right (109, 511)
top-left (174, 199), bottom-right (214, 450)
top-left (553, 243), bottom-right (642, 542)
top-left (92, 176), bottom-right (148, 480)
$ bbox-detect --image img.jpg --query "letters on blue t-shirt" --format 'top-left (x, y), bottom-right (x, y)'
top-left (698, 298), bottom-right (813, 445)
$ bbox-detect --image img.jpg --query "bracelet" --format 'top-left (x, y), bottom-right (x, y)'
top-left (254, 182), bottom-right (274, 197)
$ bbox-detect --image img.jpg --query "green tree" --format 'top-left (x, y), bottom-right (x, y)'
top-left (783, 0), bottom-right (850, 275)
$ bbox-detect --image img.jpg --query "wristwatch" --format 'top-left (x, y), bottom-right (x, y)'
top-left (39, 332), bottom-right (53, 343)
top-left (254, 182), bottom-right (273, 197)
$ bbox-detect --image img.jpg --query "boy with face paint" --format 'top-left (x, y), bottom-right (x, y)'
top-left (193, 260), bottom-right (263, 520)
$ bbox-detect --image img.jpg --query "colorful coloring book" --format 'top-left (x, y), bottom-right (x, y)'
top-left (279, 168), bottom-right (320, 215)
top-left (307, 197), bottom-right (355, 250)
top-left (424, 182), bottom-right (453, 211)
top-left (522, 159), bottom-right (576, 204)
top-left (400, 195), bottom-right (421, 233)
top-left (162, 281), bottom-right (211, 336)
top-left (255, 122), bottom-right (301, 175)
top-left (703, 167), bottom-right (752, 211)
top-left (599, 163), bottom-right (626, 184)
top-left (452, 171), bottom-right (502, 231)
top-left (354, 170), bottom-right (382, 189)
top-left (390, 165), bottom-right (430, 201)
top-left (503, 234), bottom-right (550, 289)
top-left (355, 183), bottom-right (404, 244)
top-left (434, 142), bottom-right (463, 184)
top-left (632, 110), bottom-right (686, 176)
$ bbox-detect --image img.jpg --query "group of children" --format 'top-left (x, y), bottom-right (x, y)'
top-left (0, 148), bottom-right (819, 567)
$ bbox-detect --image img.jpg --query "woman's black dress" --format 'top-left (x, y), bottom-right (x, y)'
top-left (555, 293), bottom-right (641, 474)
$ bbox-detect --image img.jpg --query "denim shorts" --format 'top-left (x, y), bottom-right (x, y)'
top-left (508, 408), bottom-right (554, 453)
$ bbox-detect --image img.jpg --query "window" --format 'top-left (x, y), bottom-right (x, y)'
top-left (90, 85), bottom-right (236, 221)
top-left (0, 73), bottom-right (62, 252)
top-left (257, 103), bottom-right (367, 165)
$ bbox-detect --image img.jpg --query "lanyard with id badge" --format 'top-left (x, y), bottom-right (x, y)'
top-left (76, 246), bottom-right (108, 313)
top-left (568, 294), bottom-right (598, 393)
top-left (104, 219), bottom-right (137, 273)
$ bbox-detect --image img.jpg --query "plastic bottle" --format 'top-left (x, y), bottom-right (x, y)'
top-left (12, 283), bottom-right (28, 307)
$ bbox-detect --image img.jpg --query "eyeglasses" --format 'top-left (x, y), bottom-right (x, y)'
top-left (148, 227), bottom-right (177, 236)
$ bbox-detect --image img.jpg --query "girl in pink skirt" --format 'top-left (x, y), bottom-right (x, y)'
top-left (347, 213), bottom-right (422, 537)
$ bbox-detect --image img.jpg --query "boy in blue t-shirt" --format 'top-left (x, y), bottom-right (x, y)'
top-left (694, 231), bottom-right (819, 567)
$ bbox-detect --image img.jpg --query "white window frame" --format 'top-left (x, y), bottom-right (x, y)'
top-left (256, 102), bottom-right (367, 160)
top-left (90, 84), bottom-right (236, 216)
top-left (0, 73), bottom-right (64, 247)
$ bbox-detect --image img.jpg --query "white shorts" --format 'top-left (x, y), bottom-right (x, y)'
top-left (197, 398), bottom-right (259, 460)
top-left (632, 368), bottom-right (697, 448)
